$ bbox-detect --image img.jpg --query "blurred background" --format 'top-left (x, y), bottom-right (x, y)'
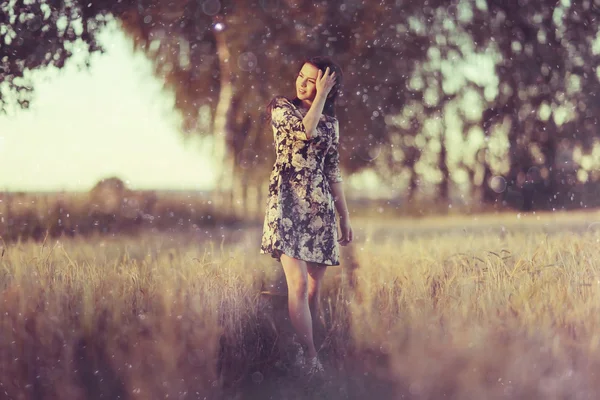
top-left (1, 0), bottom-right (599, 242)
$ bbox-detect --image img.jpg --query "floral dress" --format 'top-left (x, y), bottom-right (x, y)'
top-left (260, 96), bottom-right (343, 266)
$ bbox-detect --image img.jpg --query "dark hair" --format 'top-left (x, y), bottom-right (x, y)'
top-left (266, 56), bottom-right (343, 123)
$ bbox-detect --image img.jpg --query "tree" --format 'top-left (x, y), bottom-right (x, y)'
top-left (3, 0), bottom-right (445, 213)
top-left (469, 0), bottom-right (600, 209)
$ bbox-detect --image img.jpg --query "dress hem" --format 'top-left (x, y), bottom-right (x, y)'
top-left (259, 248), bottom-right (340, 267)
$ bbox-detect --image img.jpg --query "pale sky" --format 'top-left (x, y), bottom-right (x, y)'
top-left (0, 22), bottom-right (216, 192)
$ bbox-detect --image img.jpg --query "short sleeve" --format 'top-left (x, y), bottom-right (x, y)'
top-left (324, 119), bottom-right (343, 183)
top-left (270, 96), bottom-right (310, 141)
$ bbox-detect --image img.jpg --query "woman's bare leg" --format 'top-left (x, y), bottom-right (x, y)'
top-left (280, 253), bottom-right (318, 359)
top-left (307, 262), bottom-right (328, 330)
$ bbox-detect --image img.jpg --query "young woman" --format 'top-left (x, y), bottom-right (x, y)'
top-left (260, 56), bottom-right (354, 375)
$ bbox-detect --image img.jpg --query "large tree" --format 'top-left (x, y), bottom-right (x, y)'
top-left (1, 0), bottom-right (441, 210)
top-left (377, 0), bottom-right (600, 210)
top-left (468, 0), bottom-right (600, 209)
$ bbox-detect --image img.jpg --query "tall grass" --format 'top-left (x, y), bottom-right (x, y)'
top-left (0, 212), bottom-right (600, 399)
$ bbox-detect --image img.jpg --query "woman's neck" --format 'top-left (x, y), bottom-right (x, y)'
top-left (299, 99), bottom-right (312, 110)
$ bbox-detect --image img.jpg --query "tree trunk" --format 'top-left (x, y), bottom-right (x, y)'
top-left (481, 163), bottom-right (497, 205)
top-left (438, 129), bottom-right (450, 205)
top-left (407, 168), bottom-right (418, 203)
top-left (480, 106), bottom-right (508, 207)
top-left (241, 175), bottom-right (249, 219)
top-left (213, 29), bottom-right (235, 212)
top-left (541, 119), bottom-right (558, 209)
top-left (257, 180), bottom-right (266, 222)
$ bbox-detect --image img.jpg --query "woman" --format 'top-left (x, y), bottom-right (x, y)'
top-left (260, 56), bottom-right (354, 376)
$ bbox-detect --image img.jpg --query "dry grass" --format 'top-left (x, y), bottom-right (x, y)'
top-left (1, 211), bottom-right (600, 399)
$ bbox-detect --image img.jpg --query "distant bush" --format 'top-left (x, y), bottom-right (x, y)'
top-left (0, 178), bottom-right (242, 243)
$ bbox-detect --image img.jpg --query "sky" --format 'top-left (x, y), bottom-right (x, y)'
top-left (0, 23), bottom-right (216, 192)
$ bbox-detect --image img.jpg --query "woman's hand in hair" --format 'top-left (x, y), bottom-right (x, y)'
top-left (316, 67), bottom-right (336, 98)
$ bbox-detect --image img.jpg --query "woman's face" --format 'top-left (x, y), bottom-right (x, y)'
top-left (296, 63), bottom-right (319, 101)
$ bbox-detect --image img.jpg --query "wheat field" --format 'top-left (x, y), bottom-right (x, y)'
top-left (1, 210), bottom-right (600, 399)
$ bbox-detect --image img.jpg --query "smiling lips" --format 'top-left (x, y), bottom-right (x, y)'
top-left (298, 88), bottom-right (306, 95)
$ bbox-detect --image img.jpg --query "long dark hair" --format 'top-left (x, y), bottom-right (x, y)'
top-left (266, 56), bottom-right (344, 123)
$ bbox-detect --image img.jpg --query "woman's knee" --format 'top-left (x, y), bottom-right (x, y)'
top-left (281, 255), bottom-right (309, 297)
top-left (291, 277), bottom-right (308, 298)
top-left (287, 267), bottom-right (308, 297)
top-left (307, 263), bottom-right (327, 285)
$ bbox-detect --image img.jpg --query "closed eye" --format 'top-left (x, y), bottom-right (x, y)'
top-left (299, 73), bottom-right (315, 84)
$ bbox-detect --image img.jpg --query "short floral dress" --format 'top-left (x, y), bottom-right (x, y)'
top-left (260, 96), bottom-right (343, 266)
